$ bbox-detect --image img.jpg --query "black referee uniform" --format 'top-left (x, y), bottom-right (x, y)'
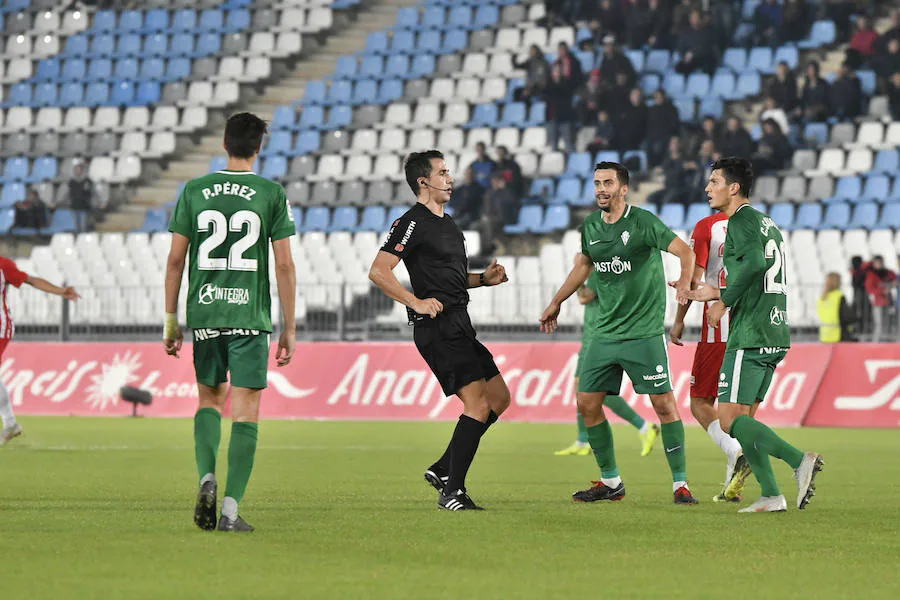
top-left (380, 203), bottom-right (500, 396)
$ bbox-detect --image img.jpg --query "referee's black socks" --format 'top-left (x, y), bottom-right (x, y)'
top-left (444, 414), bottom-right (487, 494)
top-left (431, 410), bottom-right (499, 476)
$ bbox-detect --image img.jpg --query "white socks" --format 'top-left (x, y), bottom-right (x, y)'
top-left (601, 476), bottom-right (622, 488)
top-left (200, 473), bottom-right (216, 487)
top-left (673, 480), bottom-right (688, 492)
top-left (639, 421), bottom-right (650, 435)
top-left (707, 419), bottom-right (742, 460)
top-left (222, 496), bottom-right (238, 520)
top-left (0, 381), bottom-right (16, 429)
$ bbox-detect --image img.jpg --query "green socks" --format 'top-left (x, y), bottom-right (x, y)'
top-left (604, 395), bottom-right (646, 431)
top-left (576, 412), bottom-right (589, 444)
top-left (586, 420), bottom-right (618, 478)
top-left (730, 415), bottom-right (804, 497)
top-left (224, 422), bottom-right (259, 505)
top-left (194, 408), bottom-right (222, 483)
top-left (660, 420), bottom-right (687, 482)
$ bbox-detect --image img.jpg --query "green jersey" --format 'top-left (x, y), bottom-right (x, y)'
top-left (580, 204), bottom-right (677, 341)
top-left (168, 169), bottom-right (295, 332)
top-left (720, 203), bottom-right (790, 350)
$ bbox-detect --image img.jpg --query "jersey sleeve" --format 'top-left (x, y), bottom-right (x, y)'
top-left (720, 215), bottom-right (767, 307)
top-left (270, 185), bottom-right (296, 241)
top-left (0, 257), bottom-right (29, 288)
top-left (168, 183), bottom-right (192, 237)
top-left (690, 218), bottom-right (711, 269)
top-left (380, 211), bottom-right (423, 259)
top-left (642, 210), bottom-right (677, 251)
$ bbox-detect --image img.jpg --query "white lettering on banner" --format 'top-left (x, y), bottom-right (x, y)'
top-left (327, 354), bottom-right (438, 409)
top-left (767, 372), bottom-right (806, 410)
top-left (518, 370), bottom-right (551, 406)
top-left (835, 360), bottom-right (900, 410)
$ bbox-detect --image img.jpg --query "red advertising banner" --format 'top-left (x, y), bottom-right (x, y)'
top-left (803, 344), bottom-right (900, 428)
top-left (0, 341), bottom-right (841, 426)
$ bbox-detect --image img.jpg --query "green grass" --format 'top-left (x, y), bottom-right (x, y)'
top-left (3, 418), bottom-right (899, 599)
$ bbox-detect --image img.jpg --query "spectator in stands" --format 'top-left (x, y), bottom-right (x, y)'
top-left (494, 146), bottom-right (524, 199)
top-left (781, 0), bottom-right (812, 43)
top-left (753, 0), bottom-right (783, 47)
top-left (575, 69), bottom-right (605, 125)
top-left (479, 172), bottom-right (519, 253)
top-left (512, 45), bottom-right (551, 104)
top-left (796, 61), bottom-right (831, 122)
top-left (686, 139), bottom-right (718, 195)
top-left (752, 118), bottom-right (793, 173)
top-left (586, 0), bottom-right (627, 46)
top-left (545, 0), bottom-right (583, 26)
top-left (767, 62), bottom-right (799, 112)
top-left (865, 255), bottom-right (897, 343)
top-left (598, 36), bottom-right (637, 92)
top-left (675, 10), bottom-right (718, 75)
top-left (874, 38), bottom-right (900, 91)
top-left (13, 189), bottom-right (48, 230)
top-left (848, 15), bottom-right (879, 68)
top-left (546, 42), bottom-right (583, 154)
top-left (647, 136), bottom-right (692, 206)
top-left (647, 0), bottom-right (673, 49)
top-left (830, 63), bottom-right (864, 120)
top-left (718, 117), bottom-right (756, 159)
top-left (625, 0), bottom-right (654, 47)
top-left (876, 9), bottom-right (900, 55)
top-left (850, 256), bottom-right (872, 333)
top-left (817, 272), bottom-right (856, 342)
top-left (451, 167), bottom-right (484, 231)
top-left (684, 115), bottom-right (720, 158)
top-left (68, 161), bottom-right (94, 233)
top-left (887, 70), bottom-right (900, 119)
top-left (615, 88), bottom-right (648, 151)
top-left (587, 111), bottom-right (616, 153)
top-left (606, 72), bottom-right (633, 116)
top-left (468, 143), bottom-right (495, 190)
top-left (671, 0), bottom-right (699, 36)
top-left (645, 89), bottom-right (681, 168)
top-left (760, 96), bottom-right (791, 135)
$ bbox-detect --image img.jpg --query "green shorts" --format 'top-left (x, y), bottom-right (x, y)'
top-left (578, 334), bottom-right (672, 395)
top-left (192, 328), bottom-right (270, 390)
top-left (717, 347), bottom-right (788, 405)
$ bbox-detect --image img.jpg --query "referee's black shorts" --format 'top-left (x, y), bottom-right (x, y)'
top-left (413, 309), bottom-right (500, 397)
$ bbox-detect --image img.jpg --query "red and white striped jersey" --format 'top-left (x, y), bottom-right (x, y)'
top-left (690, 213), bottom-right (729, 344)
top-left (0, 257), bottom-right (29, 340)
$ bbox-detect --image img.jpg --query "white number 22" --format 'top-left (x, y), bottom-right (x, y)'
top-left (196, 209), bottom-right (261, 272)
top-left (764, 239), bottom-right (788, 295)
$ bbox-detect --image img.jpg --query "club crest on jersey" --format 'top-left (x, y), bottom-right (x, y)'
top-left (621, 231), bottom-right (630, 246)
top-left (760, 217), bottom-right (777, 237)
top-left (593, 256), bottom-right (632, 274)
top-left (769, 306), bottom-right (787, 326)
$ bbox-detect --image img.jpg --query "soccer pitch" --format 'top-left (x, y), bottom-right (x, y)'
top-left (4, 418), bottom-right (898, 599)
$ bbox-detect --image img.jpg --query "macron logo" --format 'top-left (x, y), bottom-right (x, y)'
top-left (835, 360), bottom-right (900, 411)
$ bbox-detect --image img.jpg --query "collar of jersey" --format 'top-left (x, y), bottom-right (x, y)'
top-left (601, 203), bottom-right (631, 224)
top-left (216, 170), bottom-right (256, 175)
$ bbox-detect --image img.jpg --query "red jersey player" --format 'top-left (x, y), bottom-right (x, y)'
top-left (0, 256), bottom-right (80, 446)
top-left (670, 213), bottom-right (751, 502)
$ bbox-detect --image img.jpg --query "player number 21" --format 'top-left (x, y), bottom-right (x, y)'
top-left (196, 209), bottom-right (260, 272)
top-left (764, 239), bottom-right (787, 295)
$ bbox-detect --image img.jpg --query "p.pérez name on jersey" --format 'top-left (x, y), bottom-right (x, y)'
top-left (201, 181), bottom-right (257, 201)
top-left (593, 256), bottom-right (632, 274)
top-left (198, 283), bottom-right (250, 306)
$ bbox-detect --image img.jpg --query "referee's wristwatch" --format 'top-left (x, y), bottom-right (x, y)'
top-left (479, 272), bottom-right (488, 287)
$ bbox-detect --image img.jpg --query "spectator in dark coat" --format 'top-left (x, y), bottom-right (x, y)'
top-left (683, 115), bottom-right (720, 158)
top-left (14, 189), bottom-right (48, 229)
top-left (468, 142), bottom-right (495, 190)
top-left (644, 89), bottom-right (681, 167)
top-left (876, 9), bottom-right (900, 55)
top-left (575, 68), bottom-right (605, 125)
top-left (615, 88), bottom-right (649, 151)
top-left (451, 167), bottom-right (484, 230)
top-left (598, 36), bottom-right (637, 92)
top-left (647, 136), bottom-right (693, 206)
top-left (830, 63), bottom-right (864, 120)
top-left (512, 44), bottom-right (551, 103)
top-left (588, 111), bottom-right (617, 153)
top-left (781, 0), bottom-right (811, 43)
top-left (850, 255), bottom-right (873, 332)
top-left (671, 0), bottom-right (698, 36)
top-left (887, 71), bottom-right (900, 119)
top-left (625, 0), bottom-right (654, 47)
top-left (68, 161), bottom-right (94, 232)
top-left (546, 42), bottom-right (583, 154)
top-left (495, 146), bottom-right (524, 199)
top-left (767, 61), bottom-right (799, 111)
top-left (796, 61), bottom-right (831, 122)
top-left (675, 10), bottom-right (718, 75)
top-left (753, 0), bottom-right (783, 47)
top-left (718, 117), bottom-right (756, 158)
top-left (686, 139), bottom-right (719, 194)
top-left (752, 118), bottom-right (793, 173)
top-left (647, 0), bottom-right (672, 48)
top-left (875, 38), bottom-right (900, 91)
top-left (478, 172), bottom-right (520, 252)
top-left (589, 0), bottom-right (626, 44)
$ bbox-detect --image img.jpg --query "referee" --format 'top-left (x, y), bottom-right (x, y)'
top-left (369, 150), bottom-right (511, 511)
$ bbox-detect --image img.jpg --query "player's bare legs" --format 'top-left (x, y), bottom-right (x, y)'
top-left (192, 383), bottom-right (227, 530)
top-left (215, 385), bottom-right (263, 530)
top-left (647, 392), bottom-right (696, 504)
top-left (0, 379), bottom-right (22, 447)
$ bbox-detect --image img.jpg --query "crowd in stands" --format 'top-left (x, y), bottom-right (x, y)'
top-left (847, 254), bottom-right (900, 342)
top-left (457, 143), bottom-right (525, 252)
top-left (12, 162), bottom-right (103, 233)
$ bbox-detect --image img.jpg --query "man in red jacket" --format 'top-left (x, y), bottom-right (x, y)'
top-left (865, 255), bottom-right (897, 342)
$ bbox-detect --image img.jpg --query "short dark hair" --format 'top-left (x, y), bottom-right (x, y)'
top-left (594, 161), bottom-right (629, 186)
top-left (711, 156), bottom-right (754, 198)
top-left (404, 150), bottom-right (444, 195)
top-left (224, 112), bottom-right (268, 159)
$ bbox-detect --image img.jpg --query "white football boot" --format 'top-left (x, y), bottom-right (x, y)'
top-left (738, 495), bottom-right (788, 513)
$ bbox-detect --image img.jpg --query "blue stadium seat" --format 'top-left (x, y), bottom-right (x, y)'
top-left (504, 205), bottom-right (543, 234)
top-left (0, 209), bottom-right (14, 235)
top-left (385, 55), bottom-right (410, 79)
top-left (291, 207), bottom-right (303, 230)
top-left (364, 32), bottom-right (388, 54)
top-left (225, 9), bottom-right (250, 33)
top-left (873, 149), bottom-right (899, 174)
top-left (118, 10), bottom-right (143, 32)
top-left (821, 203), bottom-right (851, 230)
top-left (136, 81), bottom-right (160, 104)
top-left (32, 83), bottom-right (56, 108)
top-left (295, 130), bottom-right (320, 154)
top-left (625, 49), bottom-right (644, 73)
top-left (747, 47), bottom-right (774, 74)
top-left (503, 77), bottom-right (524, 102)
top-left (565, 152), bottom-right (592, 178)
top-left (199, 9), bottom-right (225, 32)
top-left (140, 57), bottom-right (165, 81)
top-left (172, 9), bottom-right (197, 32)
top-left (35, 58), bottom-right (61, 83)
top-left (303, 207), bottom-right (330, 232)
top-left (711, 71), bottom-right (736, 98)
top-left (699, 98), bottom-right (724, 119)
top-left (497, 102), bottom-right (524, 127)
top-left (386, 205), bottom-right (407, 224)
top-left (115, 58), bottom-right (140, 80)
top-left (334, 56), bottom-right (358, 79)
top-left (645, 50), bottom-right (670, 73)
top-left (525, 102), bottom-right (546, 127)
top-left (674, 99), bottom-right (695, 122)
top-left (410, 54), bottom-right (436, 79)
top-left (93, 10), bottom-right (118, 32)
top-left (29, 157), bottom-right (57, 183)
top-left (164, 58), bottom-right (191, 81)
top-left (261, 156), bottom-right (288, 180)
top-left (574, 179), bottom-right (596, 207)
top-left (447, 6), bottom-right (472, 30)
top-left (640, 74), bottom-right (660, 95)
top-left (466, 103), bottom-right (497, 128)
top-left (659, 204), bottom-right (685, 229)
top-left (85, 58), bottom-right (111, 82)
top-left (377, 78), bottom-right (403, 104)
top-left (323, 105), bottom-right (352, 131)
top-left (795, 203), bottom-right (822, 229)
top-left (640, 203), bottom-right (658, 215)
top-left (863, 175), bottom-right (890, 203)
top-left (798, 21), bottom-right (837, 49)
top-left (4, 83), bottom-right (31, 107)
top-left (530, 177), bottom-right (556, 199)
top-left (359, 206), bottom-right (387, 232)
top-left (111, 81), bottom-right (135, 105)
top-left (422, 6), bottom-right (446, 28)
top-left (830, 176), bottom-right (861, 202)
top-left (474, 5), bottom-right (499, 28)
top-left (137, 209), bottom-right (169, 233)
top-left (169, 33), bottom-right (195, 57)
top-left (143, 9), bottom-right (170, 33)
top-left (685, 203), bottom-right (711, 224)
top-left (330, 206), bottom-right (359, 232)
top-left (663, 73), bottom-right (685, 97)
top-left (686, 73), bottom-right (710, 98)
top-left (2, 158), bottom-right (28, 183)
top-left (575, 50), bottom-right (594, 74)
top-left (59, 82), bottom-right (84, 106)
top-left (538, 205), bottom-right (570, 233)
top-left (417, 29), bottom-right (442, 54)
top-left (735, 72), bottom-right (761, 98)
top-left (144, 34), bottom-right (168, 56)
top-left (594, 150), bottom-right (620, 164)
top-left (742, 0), bottom-right (761, 20)
top-left (359, 56), bottom-right (384, 79)
top-left (803, 122), bottom-right (829, 146)
top-left (327, 80), bottom-right (353, 105)
top-left (195, 34), bottom-right (221, 56)
top-left (857, 70), bottom-right (876, 96)
top-left (209, 156), bottom-right (227, 172)
top-left (773, 46), bottom-right (799, 69)
top-left (264, 131), bottom-right (292, 156)
top-left (64, 34), bottom-right (89, 57)
top-left (882, 203), bottom-right (900, 228)
top-left (40, 209), bottom-right (77, 235)
top-left (396, 7), bottom-right (419, 29)
top-left (0, 183), bottom-right (25, 207)
top-left (722, 48), bottom-right (747, 72)
top-left (353, 79), bottom-right (378, 105)
top-left (769, 203), bottom-right (795, 230)
top-left (850, 202), bottom-right (879, 229)
top-left (298, 105), bottom-right (325, 130)
top-left (391, 30), bottom-right (415, 54)
top-left (623, 150), bottom-right (648, 172)
top-left (272, 105), bottom-right (296, 130)
top-left (117, 34), bottom-right (142, 57)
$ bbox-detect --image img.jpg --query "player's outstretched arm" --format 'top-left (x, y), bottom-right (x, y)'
top-left (24, 275), bottom-right (80, 301)
top-left (369, 250), bottom-right (443, 318)
top-left (273, 237), bottom-right (296, 367)
top-left (163, 232), bottom-right (189, 358)
top-left (666, 237), bottom-right (696, 305)
top-left (670, 265), bottom-right (705, 345)
top-left (540, 253), bottom-right (593, 334)
top-left (467, 259), bottom-right (508, 288)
